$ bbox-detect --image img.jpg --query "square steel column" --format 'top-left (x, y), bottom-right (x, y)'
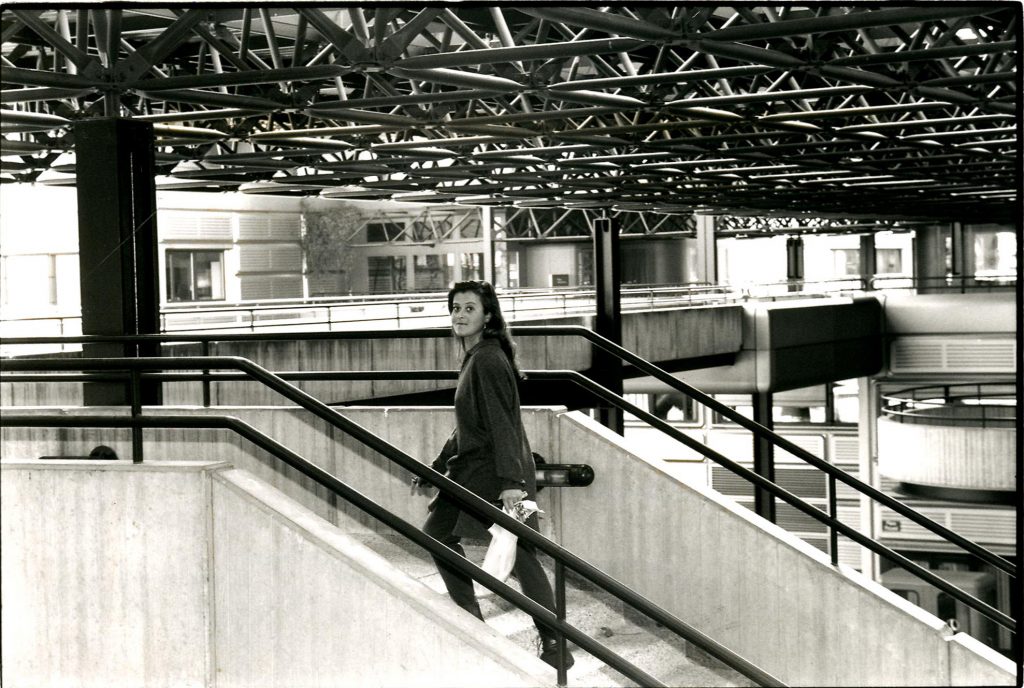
top-left (694, 214), bottom-right (718, 285)
top-left (75, 118), bottom-right (161, 405)
top-left (859, 233), bottom-right (877, 290)
top-left (752, 391), bottom-right (776, 523)
top-left (593, 216), bottom-right (623, 434)
top-left (950, 221), bottom-right (966, 293)
top-left (786, 236), bottom-right (804, 292)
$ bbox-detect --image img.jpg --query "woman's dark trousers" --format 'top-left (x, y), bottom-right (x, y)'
top-left (423, 495), bottom-right (556, 637)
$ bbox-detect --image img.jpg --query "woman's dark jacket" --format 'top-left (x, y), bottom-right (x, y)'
top-left (431, 337), bottom-right (538, 539)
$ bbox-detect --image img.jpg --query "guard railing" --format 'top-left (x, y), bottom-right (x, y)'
top-left (2, 326), bottom-right (1017, 637)
top-left (0, 354), bottom-right (783, 688)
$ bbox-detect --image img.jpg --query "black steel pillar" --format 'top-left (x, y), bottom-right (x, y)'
top-left (950, 221), bottom-right (966, 292)
top-left (752, 392), bottom-right (776, 523)
top-left (785, 236), bottom-right (804, 292)
top-left (859, 233), bottom-right (877, 290)
top-left (592, 216), bottom-right (623, 434)
top-left (75, 118), bottom-right (161, 406)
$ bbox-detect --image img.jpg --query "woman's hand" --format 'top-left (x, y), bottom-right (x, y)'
top-left (410, 475), bottom-right (434, 496)
top-left (499, 488), bottom-right (527, 511)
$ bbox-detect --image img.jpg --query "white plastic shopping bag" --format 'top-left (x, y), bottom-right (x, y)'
top-left (474, 500), bottom-right (541, 597)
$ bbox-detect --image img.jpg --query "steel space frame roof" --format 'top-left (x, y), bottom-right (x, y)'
top-left (1, 4), bottom-right (1019, 231)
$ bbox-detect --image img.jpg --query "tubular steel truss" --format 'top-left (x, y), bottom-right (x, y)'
top-left (1, 5), bottom-right (1019, 228)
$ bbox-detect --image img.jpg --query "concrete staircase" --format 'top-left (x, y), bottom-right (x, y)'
top-left (352, 532), bottom-right (752, 688)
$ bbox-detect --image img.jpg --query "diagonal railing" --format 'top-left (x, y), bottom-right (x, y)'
top-left (0, 355), bottom-right (784, 688)
top-left (3, 363), bottom-right (1016, 636)
top-left (2, 326), bottom-right (1016, 634)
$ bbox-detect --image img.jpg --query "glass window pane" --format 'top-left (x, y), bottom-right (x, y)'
top-left (875, 248), bottom-right (902, 274)
top-left (367, 256), bottom-right (406, 294)
top-left (366, 222), bottom-right (404, 242)
top-left (166, 251), bottom-right (193, 302)
top-left (166, 250), bottom-right (225, 302)
top-left (974, 230), bottom-right (1016, 277)
top-left (461, 252), bottom-right (483, 281)
top-left (832, 248), bottom-right (860, 276)
top-left (414, 254), bottom-right (449, 290)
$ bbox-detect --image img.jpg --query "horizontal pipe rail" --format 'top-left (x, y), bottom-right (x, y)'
top-left (0, 356), bottom-right (784, 686)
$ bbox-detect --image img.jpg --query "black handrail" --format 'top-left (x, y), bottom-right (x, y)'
top-left (3, 332), bottom-right (1016, 580)
top-left (534, 326), bottom-right (1017, 581)
top-left (0, 412), bottom-right (661, 685)
top-left (0, 356), bottom-right (784, 687)
top-left (3, 330), bottom-right (1015, 574)
top-left (4, 362), bottom-right (1016, 634)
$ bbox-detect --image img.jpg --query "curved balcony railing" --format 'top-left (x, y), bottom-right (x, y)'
top-left (881, 382), bottom-right (1016, 429)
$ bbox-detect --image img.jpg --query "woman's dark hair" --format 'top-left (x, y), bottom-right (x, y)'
top-left (447, 280), bottom-right (522, 378)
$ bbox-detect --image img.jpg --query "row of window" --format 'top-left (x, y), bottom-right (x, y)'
top-left (165, 250), bottom-right (486, 302)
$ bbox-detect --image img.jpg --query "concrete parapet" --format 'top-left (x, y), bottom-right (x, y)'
top-left (553, 411), bottom-right (1016, 686)
top-left (1, 460), bottom-right (554, 688)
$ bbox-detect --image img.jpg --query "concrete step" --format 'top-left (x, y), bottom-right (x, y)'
top-left (351, 532), bottom-right (753, 688)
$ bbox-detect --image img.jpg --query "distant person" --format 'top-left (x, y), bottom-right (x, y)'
top-left (88, 445), bottom-right (119, 460)
top-left (412, 280), bottom-right (574, 671)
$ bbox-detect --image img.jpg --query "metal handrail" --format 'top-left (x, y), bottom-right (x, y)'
top-left (2, 327), bottom-right (1016, 581)
top-left (3, 362), bottom-right (1016, 634)
top-left (0, 412), bottom-right (658, 686)
top-left (0, 355), bottom-right (784, 687)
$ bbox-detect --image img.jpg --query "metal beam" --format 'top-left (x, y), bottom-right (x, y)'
top-left (592, 215), bottom-right (624, 435)
top-left (10, 9), bottom-right (104, 78)
top-left (752, 392), bottom-right (776, 523)
top-left (126, 64), bottom-right (351, 91)
top-left (114, 9), bottom-right (206, 82)
top-left (700, 6), bottom-right (993, 41)
top-left (394, 37), bottom-right (645, 69)
top-left (296, 8), bottom-right (370, 63)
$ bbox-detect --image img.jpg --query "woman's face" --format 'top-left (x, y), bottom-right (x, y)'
top-left (450, 291), bottom-right (490, 341)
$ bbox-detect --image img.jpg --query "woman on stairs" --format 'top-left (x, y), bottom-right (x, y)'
top-left (412, 280), bottom-right (574, 672)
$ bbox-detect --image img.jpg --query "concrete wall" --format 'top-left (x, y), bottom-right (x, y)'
top-left (1, 460), bottom-right (214, 687)
top-left (0, 406), bottom-right (562, 541)
top-left (1, 460), bottom-right (553, 688)
top-left (878, 418), bottom-right (1016, 490)
top-left (552, 412), bottom-right (1016, 687)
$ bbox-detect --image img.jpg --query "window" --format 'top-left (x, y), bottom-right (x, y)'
top-left (973, 230), bottom-right (1016, 277)
top-left (365, 222), bottom-right (404, 243)
top-left (368, 256), bottom-right (406, 294)
top-left (413, 254), bottom-right (453, 291)
top-left (507, 250), bottom-right (520, 288)
top-left (576, 246), bottom-right (593, 286)
top-left (166, 250), bottom-right (224, 302)
top-left (461, 252), bottom-right (484, 281)
top-left (875, 248), bottom-right (902, 274)
top-left (832, 248), bottom-right (860, 276)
